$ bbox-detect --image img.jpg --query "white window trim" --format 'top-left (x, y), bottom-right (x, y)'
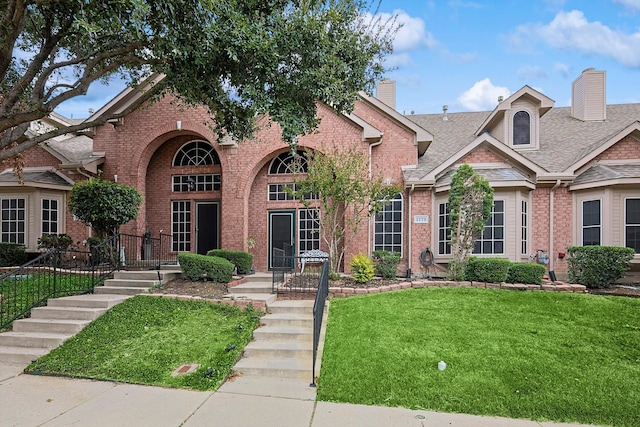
top-left (374, 194), bottom-right (403, 256)
top-left (581, 199), bottom-right (602, 246)
top-left (624, 197), bottom-right (640, 254)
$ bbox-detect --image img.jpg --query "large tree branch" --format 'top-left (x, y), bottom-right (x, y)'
top-left (0, 82), bottom-right (159, 158)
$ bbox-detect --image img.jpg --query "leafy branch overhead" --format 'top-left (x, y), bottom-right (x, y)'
top-left (0, 0), bottom-right (396, 160)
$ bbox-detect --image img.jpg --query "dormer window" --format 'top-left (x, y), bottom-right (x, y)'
top-left (513, 111), bottom-right (531, 145)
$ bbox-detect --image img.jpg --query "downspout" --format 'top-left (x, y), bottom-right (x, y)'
top-left (408, 184), bottom-right (416, 277)
top-left (75, 167), bottom-right (92, 179)
top-left (368, 137), bottom-right (384, 256)
top-left (549, 180), bottom-right (561, 273)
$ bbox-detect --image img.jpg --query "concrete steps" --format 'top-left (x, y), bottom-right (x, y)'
top-left (234, 300), bottom-right (325, 381)
top-left (226, 277), bottom-right (277, 305)
top-left (0, 271), bottom-right (162, 366)
top-left (94, 270), bottom-right (181, 296)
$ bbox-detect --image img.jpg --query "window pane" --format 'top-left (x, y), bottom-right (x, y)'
top-left (513, 111), bottom-right (530, 145)
top-left (583, 200), bottom-right (601, 226)
top-left (626, 199), bottom-right (640, 224)
top-left (583, 227), bottom-right (600, 246)
top-left (374, 194), bottom-right (402, 254)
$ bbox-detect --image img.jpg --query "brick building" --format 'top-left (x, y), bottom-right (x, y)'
top-left (2, 68), bottom-right (639, 280)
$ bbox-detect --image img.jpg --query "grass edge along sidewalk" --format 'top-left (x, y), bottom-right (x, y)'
top-left (317, 287), bottom-right (640, 427)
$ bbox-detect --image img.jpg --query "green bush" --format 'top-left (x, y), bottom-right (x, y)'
top-left (350, 252), bottom-right (374, 284)
top-left (0, 242), bottom-right (27, 267)
top-left (372, 250), bottom-right (401, 279)
top-left (507, 262), bottom-right (546, 284)
top-left (567, 246), bottom-right (635, 288)
top-left (206, 249), bottom-right (253, 274)
top-left (37, 234), bottom-right (74, 250)
top-left (465, 257), bottom-right (510, 283)
top-left (178, 253), bottom-right (234, 282)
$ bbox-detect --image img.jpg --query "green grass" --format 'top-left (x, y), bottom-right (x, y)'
top-left (26, 296), bottom-right (261, 391)
top-left (317, 287), bottom-right (640, 427)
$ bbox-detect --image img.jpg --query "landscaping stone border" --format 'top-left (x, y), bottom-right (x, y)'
top-left (328, 280), bottom-right (587, 298)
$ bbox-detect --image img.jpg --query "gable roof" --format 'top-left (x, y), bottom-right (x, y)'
top-left (406, 102), bottom-right (640, 186)
top-left (475, 85), bottom-right (555, 136)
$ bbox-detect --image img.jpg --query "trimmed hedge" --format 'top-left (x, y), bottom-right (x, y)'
top-left (37, 234), bottom-right (74, 250)
top-left (0, 242), bottom-right (27, 267)
top-left (178, 253), bottom-right (234, 283)
top-left (372, 250), bottom-right (401, 279)
top-left (464, 257), bottom-right (511, 283)
top-left (567, 246), bottom-right (635, 288)
top-left (507, 262), bottom-right (546, 285)
top-left (206, 249), bottom-right (253, 274)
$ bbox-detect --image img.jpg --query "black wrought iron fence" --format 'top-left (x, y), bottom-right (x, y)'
top-left (311, 260), bottom-right (329, 387)
top-left (118, 233), bottom-right (177, 270)
top-left (0, 248), bottom-right (106, 330)
top-left (0, 232), bottom-right (178, 330)
top-left (271, 254), bottom-right (329, 293)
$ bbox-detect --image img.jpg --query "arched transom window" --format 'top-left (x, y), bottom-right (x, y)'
top-left (173, 140), bottom-right (219, 166)
top-left (269, 150), bottom-right (308, 174)
top-left (513, 111), bottom-right (531, 145)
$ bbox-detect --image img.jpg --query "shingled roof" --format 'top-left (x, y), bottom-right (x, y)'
top-left (406, 103), bottom-right (640, 183)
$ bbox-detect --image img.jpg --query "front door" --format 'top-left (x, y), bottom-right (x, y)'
top-left (196, 202), bottom-right (219, 254)
top-left (268, 211), bottom-right (295, 269)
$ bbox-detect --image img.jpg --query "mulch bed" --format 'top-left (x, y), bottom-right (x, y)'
top-left (155, 277), bottom-right (228, 300)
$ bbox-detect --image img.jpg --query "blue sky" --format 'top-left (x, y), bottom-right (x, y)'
top-left (55, 0), bottom-right (640, 118)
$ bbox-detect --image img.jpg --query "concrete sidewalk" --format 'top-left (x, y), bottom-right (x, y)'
top-left (1, 363), bottom-right (599, 427)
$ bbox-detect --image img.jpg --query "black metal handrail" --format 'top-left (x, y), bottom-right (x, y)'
top-left (272, 254), bottom-right (329, 293)
top-left (0, 248), bottom-right (99, 330)
top-left (118, 233), bottom-right (177, 270)
top-left (0, 232), bottom-right (178, 330)
top-left (311, 260), bottom-right (329, 387)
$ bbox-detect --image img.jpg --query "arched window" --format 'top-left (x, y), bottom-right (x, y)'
top-left (269, 150), bottom-right (308, 174)
top-left (173, 140), bottom-right (219, 166)
top-left (513, 111), bottom-right (531, 145)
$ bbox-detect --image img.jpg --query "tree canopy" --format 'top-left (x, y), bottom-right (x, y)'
top-left (0, 0), bottom-right (395, 160)
top-left (68, 178), bottom-right (142, 238)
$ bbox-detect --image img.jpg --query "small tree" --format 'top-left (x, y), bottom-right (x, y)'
top-left (68, 178), bottom-right (142, 238)
top-left (293, 146), bottom-right (400, 275)
top-left (447, 164), bottom-right (494, 280)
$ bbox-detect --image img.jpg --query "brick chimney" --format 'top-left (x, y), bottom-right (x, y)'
top-left (376, 79), bottom-right (396, 110)
top-left (572, 68), bottom-right (606, 121)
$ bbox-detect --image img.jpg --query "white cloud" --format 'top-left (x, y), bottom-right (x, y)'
top-left (512, 10), bottom-right (640, 68)
top-left (516, 65), bottom-right (548, 80)
top-left (368, 10), bottom-right (437, 52)
top-left (457, 78), bottom-right (511, 111)
top-left (383, 52), bottom-right (413, 68)
top-left (613, 0), bottom-right (640, 12)
top-left (554, 63), bottom-right (572, 78)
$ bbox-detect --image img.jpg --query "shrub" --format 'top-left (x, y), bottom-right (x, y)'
top-left (37, 234), bottom-right (74, 250)
top-left (0, 242), bottom-right (27, 267)
top-left (372, 250), bottom-right (401, 279)
top-left (178, 253), bottom-right (234, 282)
top-left (206, 249), bottom-right (253, 274)
top-left (567, 246), bottom-right (635, 288)
top-left (507, 262), bottom-right (546, 284)
top-left (465, 257), bottom-right (510, 283)
top-left (350, 252), bottom-right (374, 284)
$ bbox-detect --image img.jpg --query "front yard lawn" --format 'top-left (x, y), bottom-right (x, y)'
top-left (317, 287), bottom-right (640, 427)
top-left (26, 296), bottom-right (261, 391)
